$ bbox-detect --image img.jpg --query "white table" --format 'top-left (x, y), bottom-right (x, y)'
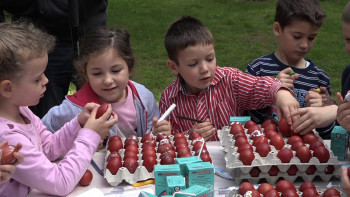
top-left (29, 140), bottom-right (349, 196)
top-left (28, 141), bottom-right (234, 197)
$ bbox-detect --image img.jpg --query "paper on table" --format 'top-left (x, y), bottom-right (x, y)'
top-left (104, 187), bottom-right (154, 197)
top-left (77, 188), bottom-right (104, 197)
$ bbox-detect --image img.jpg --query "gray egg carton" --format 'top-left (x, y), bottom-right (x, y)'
top-left (104, 135), bottom-right (201, 186)
top-left (225, 184), bottom-right (345, 197)
top-left (217, 126), bottom-right (342, 184)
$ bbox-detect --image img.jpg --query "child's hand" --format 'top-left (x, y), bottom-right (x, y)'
top-left (78, 102), bottom-right (100, 128)
top-left (276, 89), bottom-right (300, 125)
top-left (151, 117), bottom-right (171, 136)
top-left (305, 89), bottom-right (322, 107)
top-left (276, 68), bottom-right (299, 89)
top-left (289, 105), bottom-right (337, 135)
top-left (337, 92), bottom-right (350, 131)
top-left (83, 104), bottom-right (118, 140)
top-left (342, 166), bottom-right (350, 197)
top-left (189, 118), bottom-right (215, 141)
top-left (0, 141), bottom-right (23, 184)
top-left (318, 86), bottom-right (334, 106)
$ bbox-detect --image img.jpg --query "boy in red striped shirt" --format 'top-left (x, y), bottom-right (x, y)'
top-left (158, 16), bottom-right (299, 141)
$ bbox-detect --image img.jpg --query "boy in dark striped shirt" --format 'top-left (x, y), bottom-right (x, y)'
top-left (245, 0), bottom-right (336, 139)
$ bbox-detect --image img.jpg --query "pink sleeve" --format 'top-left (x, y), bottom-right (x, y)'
top-left (2, 108), bottom-right (101, 196)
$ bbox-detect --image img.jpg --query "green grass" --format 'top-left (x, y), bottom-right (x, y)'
top-left (105, 0), bottom-right (349, 101)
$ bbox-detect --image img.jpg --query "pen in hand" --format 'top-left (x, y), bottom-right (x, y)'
top-left (176, 115), bottom-right (204, 123)
top-left (147, 103), bottom-right (176, 133)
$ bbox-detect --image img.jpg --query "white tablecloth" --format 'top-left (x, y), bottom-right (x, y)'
top-left (28, 141), bottom-right (233, 197)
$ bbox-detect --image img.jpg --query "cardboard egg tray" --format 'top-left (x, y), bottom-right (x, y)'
top-left (103, 135), bottom-right (204, 186)
top-left (217, 126), bottom-right (342, 184)
top-left (225, 185), bottom-right (344, 197)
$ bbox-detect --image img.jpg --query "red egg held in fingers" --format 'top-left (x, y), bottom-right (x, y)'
top-left (1, 144), bottom-right (19, 165)
top-left (96, 103), bottom-right (109, 119)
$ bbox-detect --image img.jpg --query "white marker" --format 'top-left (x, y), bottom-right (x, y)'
top-left (147, 103), bottom-right (176, 133)
top-left (345, 92), bottom-right (350, 102)
top-left (159, 103), bottom-right (176, 122)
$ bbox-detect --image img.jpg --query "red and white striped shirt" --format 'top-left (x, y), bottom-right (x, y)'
top-left (159, 66), bottom-right (283, 141)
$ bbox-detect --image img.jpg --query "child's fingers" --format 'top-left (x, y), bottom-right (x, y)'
top-left (342, 167), bottom-right (350, 186)
top-left (337, 92), bottom-right (344, 105)
top-left (13, 152), bottom-right (24, 165)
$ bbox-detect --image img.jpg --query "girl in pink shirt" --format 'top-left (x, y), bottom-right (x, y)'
top-left (0, 23), bottom-right (118, 196)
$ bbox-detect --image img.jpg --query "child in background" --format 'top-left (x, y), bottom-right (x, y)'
top-left (42, 27), bottom-right (171, 138)
top-left (0, 140), bottom-right (23, 184)
top-left (159, 16), bottom-right (299, 141)
top-left (338, 92), bottom-right (350, 197)
top-left (341, 2), bottom-right (350, 99)
top-left (0, 22), bottom-right (118, 196)
top-left (340, 4), bottom-right (350, 195)
top-left (245, 0), bottom-right (336, 138)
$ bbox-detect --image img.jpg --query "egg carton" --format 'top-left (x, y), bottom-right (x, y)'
top-left (225, 143), bottom-right (340, 171)
top-left (225, 185), bottom-right (345, 197)
top-left (103, 135), bottom-right (206, 186)
top-left (218, 126), bottom-right (324, 153)
top-left (228, 165), bottom-right (341, 185)
top-left (218, 126), bottom-right (342, 184)
top-left (103, 148), bottom-right (157, 186)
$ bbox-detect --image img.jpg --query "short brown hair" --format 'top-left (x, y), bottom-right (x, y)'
top-left (164, 16), bottom-right (214, 64)
top-left (0, 22), bottom-right (55, 82)
top-left (342, 2), bottom-right (350, 23)
top-left (275, 0), bottom-right (327, 29)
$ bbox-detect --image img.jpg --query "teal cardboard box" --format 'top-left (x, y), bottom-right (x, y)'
top-left (175, 156), bottom-right (202, 176)
top-left (176, 185), bottom-right (210, 197)
top-left (230, 116), bottom-right (251, 125)
top-left (154, 164), bottom-right (181, 196)
top-left (185, 162), bottom-right (214, 196)
top-left (166, 175), bottom-right (186, 195)
top-left (331, 126), bottom-right (348, 161)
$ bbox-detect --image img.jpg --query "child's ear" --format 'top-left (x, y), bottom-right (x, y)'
top-left (0, 80), bottom-right (13, 99)
top-left (167, 59), bottom-right (179, 75)
top-left (273, 22), bottom-right (282, 37)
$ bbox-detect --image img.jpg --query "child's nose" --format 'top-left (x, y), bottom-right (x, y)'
top-left (104, 73), bottom-right (114, 84)
top-left (300, 39), bottom-right (310, 49)
top-left (200, 61), bottom-right (210, 72)
top-left (42, 74), bottom-right (49, 85)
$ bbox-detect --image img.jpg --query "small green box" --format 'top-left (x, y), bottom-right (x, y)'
top-left (331, 126), bottom-right (348, 161)
top-left (230, 116), bottom-right (251, 125)
top-left (185, 162), bottom-right (214, 196)
top-left (175, 156), bottom-right (202, 176)
top-left (176, 185), bottom-right (210, 197)
top-left (166, 175), bottom-right (186, 195)
top-left (138, 191), bottom-right (157, 197)
top-left (154, 164), bottom-right (181, 196)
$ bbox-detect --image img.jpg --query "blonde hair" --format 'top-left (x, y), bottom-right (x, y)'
top-left (0, 22), bottom-right (55, 81)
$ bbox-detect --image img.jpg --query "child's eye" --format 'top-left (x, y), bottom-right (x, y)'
top-left (112, 70), bottom-right (121, 73)
top-left (188, 63), bottom-right (197, 67)
top-left (293, 36), bottom-right (301, 39)
top-left (207, 57), bottom-right (214, 62)
top-left (308, 37), bottom-right (316, 41)
top-left (35, 77), bottom-right (42, 83)
top-left (92, 72), bottom-right (101, 76)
